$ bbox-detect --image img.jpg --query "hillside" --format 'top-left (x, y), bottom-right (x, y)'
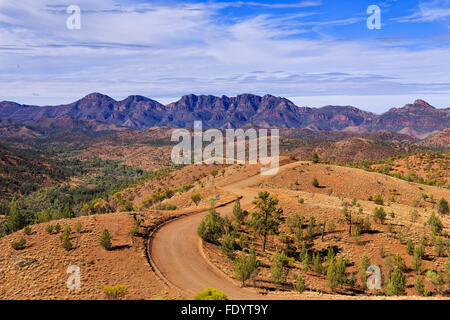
top-left (1, 160), bottom-right (448, 299)
top-left (417, 129), bottom-right (450, 150)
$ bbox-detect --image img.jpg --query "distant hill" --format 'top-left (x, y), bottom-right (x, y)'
top-left (0, 93), bottom-right (448, 137)
top-left (416, 128), bottom-right (450, 150)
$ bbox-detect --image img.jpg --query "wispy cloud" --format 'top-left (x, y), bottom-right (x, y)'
top-left (393, 0), bottom-right (450, 22)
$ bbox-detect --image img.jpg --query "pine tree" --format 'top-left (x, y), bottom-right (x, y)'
top-left (406, 239), bottom-right (415, 255)
top-left (312, 252), bottom-right (323, 274)
top-left (100, 228), bottom-right (112, 250)
top-left (6, 200), bottom-right (26, 232)
top-left (270, 251), bottom-right (290, 284)
top-left (359, 254), bottom-right (371, 290)
top-left (248, 191), bottom-right (283, 252)
top-left (234, 249), bottom-right (260, 287)
top-left (386, 267), bottom-right (406, 296)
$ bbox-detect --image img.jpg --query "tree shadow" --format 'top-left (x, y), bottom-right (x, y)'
top-left (111, 244), bottom-right (132, 251)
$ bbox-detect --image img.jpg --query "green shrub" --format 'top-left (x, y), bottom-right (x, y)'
top-left (46, 225), bottom-right (54, 234)
top-left (386, 267), bottom-right (406, 296)
top-left (327, 256), bottom-right (347, 289)
top-left (312, 153), bottom-right (319, 164)
top-left (294, 274), bottom-right (307, 293)
top-left (270, 251), bottom-right (290, 284)
top-left (194, 288), bottom-right (228, 300)
top-left (428, 212), bottom-right (443, 235)
top-left (234, 249), bottom-right (260, 287)
top-left (444, 258), bottom-right (450, 284)
top-left (11, 237), bottom-right (26, 250)
top-left (23, 226), bottom-right (32, 235)
top-left (103, 285), bottom-right (127, 300)
top-left (437, 198), bottom-right (449, 214)
top-left (197, 208), bottom-right (224, 243)
top-left (414, 276), bottom-right (430, 296)
top-left (373, 194), bottom-right (384, 205)
top-left (190, 193), bottom-right (202, 206)
top-left (426, 270), bottom-right (444, 293)
top-left (75, 221), bottom-right (82, 233)
top-left (373, 207), bottom-right (387, 224)
top-left (312, 252), bottom-right (323, 274)
top-left (61, 236), bottom-right (73, 251)
top-left (406, 239), bottom-right (415, 256)
top-left (359, 255), bottom-right (371, 290)
top-left (100, 228), bottom-right (112, 250)
top-left (60, 226), bottom-right (71, 241)
top-left (221, 233), bottom-right (237, 260)
top-left (239, 233), bottom-right (249, 249)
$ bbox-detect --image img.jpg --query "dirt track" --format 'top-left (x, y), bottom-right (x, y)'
top-left (151, 162), bottom-right (301, 299)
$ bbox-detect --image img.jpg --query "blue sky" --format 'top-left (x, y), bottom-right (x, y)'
top-left (0, 0), bottom-right (449, 113)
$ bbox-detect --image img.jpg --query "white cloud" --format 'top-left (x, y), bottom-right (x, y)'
top-left (393, 0), bottom-right (450, 22)
top-left (0, 0), bottom-right (449, 113)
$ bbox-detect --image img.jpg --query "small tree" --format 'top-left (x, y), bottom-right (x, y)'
top-left (197, 208), bottom-right (224, 243)
top-left (100, 228), bottom-right (112, 251)
top-left (6, 200), bottom-right (26, 232)
top-left (75, 221), bottom-right (82, 233)
top-left (232, 198), bottom-right (248, 225)
top-left (194, 288), bottom-right (228, 300)
top-left (294, 274), bottom-right (307, 293)
top-left (426, 270), bottom-right (444, 293)
top-left (312, 177), bottom-right (319, 188)
top-left (11, 237), bottom-right (26, 250)
top-left (385, 255), bottom-right (393, 281)
top-left (23, 226), bottom-right (32, 235)
top-left (191, 193), bottom-right (202, 206)
top-left (373, 194), bottom-right (384, 205)
top-left (312, 153), bottom-right (319, 164)
top-left (359, 254), bottom-right (371, 290)
top-left (46, 225), bottom-right (54, 234)
top-left (406, 239), bottom-right (415, 256)
top-left (433, 237), bottom-right (447, 257)
top-left (428, 212), bottom-right (443, 235)
top-left (444, 258), bottom-right (450, 284)
top-left (61, 236), bottom-right (73, 251)
top-left (248, 191), bottom-right (283, 252)
top-left (412, 252), bottom-right (423, 274)
top-left (414, 276), bottom-right (429, 297)
top-left (221, 233), bottom-right (237, 260)
top-left (312, 252), bottom-right (323, 274)
top-left (386, 267), bottom-right (406, 296)
top-left (327, 257), bottom-right (347, 290)
top-left (437, 198), bottom-right (449, 214)
top-left (373, 207), bottom-right (387, 224)
top-left (234, 249), bottom-right (260, 287)
top-left (270, 251), bottom-right (290, 284)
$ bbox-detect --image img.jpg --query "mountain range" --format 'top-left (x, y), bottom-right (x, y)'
top-left (0, 93), bottom-right (448, 138)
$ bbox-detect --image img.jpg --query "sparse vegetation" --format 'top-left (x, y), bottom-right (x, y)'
top-left (194, 288), bottom-right (228, 300)
top-left (103, 285), bottom-right (127, 300)
top-left (100, 228), bottom-right (112, 251)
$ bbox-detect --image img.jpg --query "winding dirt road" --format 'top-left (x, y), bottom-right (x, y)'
top-left (150, 162), bottom-right (300, 299)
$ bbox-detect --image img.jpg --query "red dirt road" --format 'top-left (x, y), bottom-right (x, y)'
top-left (151, 162), bottom-right (300, 299)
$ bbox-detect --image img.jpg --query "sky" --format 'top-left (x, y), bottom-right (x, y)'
top-left (0, 0), bottom-right (449, 113)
